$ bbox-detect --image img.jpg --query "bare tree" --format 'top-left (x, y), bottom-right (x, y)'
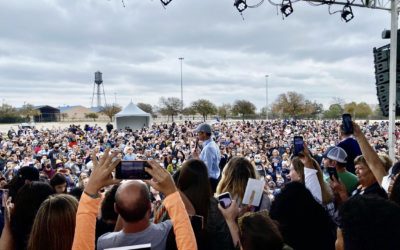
top-left (85, 112), bottom-right (99, 122)
top-left (218, 103), bottom-right (232, 120)
top-left (158, 97), bottom-right (181, 122)
top-left (101, 104), bottom-right (122, 121)
top-left (19, 103), bottom-right (40, 122)
top-left (137, 102), bottom-right (153, 115)
top-left (191, 99), bottom-right (217, 122)
top-left (232, 100), bottom-right (256, 121)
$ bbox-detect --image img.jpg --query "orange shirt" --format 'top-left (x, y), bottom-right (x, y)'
top-left (72, 191), bottom-right (197, 250)
top-left (163, 191), bottom-right (197, 250)
top-left (72, 192), bottom-right (101, 250)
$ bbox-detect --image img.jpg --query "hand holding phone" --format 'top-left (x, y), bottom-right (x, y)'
top-left (218, 192), bottom-right (232, 209)
top-left (327, 167), bottom-right (339, 182)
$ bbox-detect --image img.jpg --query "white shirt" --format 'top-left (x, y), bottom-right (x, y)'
top-left (304, 167), bottom-right (322, 203)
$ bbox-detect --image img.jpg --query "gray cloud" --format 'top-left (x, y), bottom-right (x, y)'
top-left (0, 0), bottom-right (391, 111)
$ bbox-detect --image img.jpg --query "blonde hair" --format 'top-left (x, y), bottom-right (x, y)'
top-left (216, 157), bottom-right (259, 204)
top-left (27, 194), bottom-right (78, 250)
top-left (378, 153), bottom-right (393, 174)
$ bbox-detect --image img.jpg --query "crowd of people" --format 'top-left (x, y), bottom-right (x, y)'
top-left (0, 119), bottom-right (399, 250)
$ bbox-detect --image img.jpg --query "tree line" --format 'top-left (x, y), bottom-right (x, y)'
top-left (148, 92), bottom-right (384, 121)
top-left (0, 91), bottom-right (385, 123)
top-left (0, 103), bottom-right (40, 123)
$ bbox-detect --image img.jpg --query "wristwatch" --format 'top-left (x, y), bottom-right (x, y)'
top-left (84, 191), bottom-right (101, 199)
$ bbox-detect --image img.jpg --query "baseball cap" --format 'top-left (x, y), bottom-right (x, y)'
top-left (326, 146), bottom-right (348, 164)
top-left (195, 123), bottom-right (212, 134)
top-left (322, 146), bottom-right (335, 158)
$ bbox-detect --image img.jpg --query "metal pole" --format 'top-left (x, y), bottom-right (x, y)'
top-left (179, 57), bottom-right (184, 110)
top-left (388, 0), bottom-right (398, 161)
top-left (265, 75), bottom-right (269, 120)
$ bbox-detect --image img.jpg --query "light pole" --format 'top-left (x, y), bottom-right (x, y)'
top-left (179, 57), bottom-right (184, 110)
top-left (265, 75), bottom-right (269, 120)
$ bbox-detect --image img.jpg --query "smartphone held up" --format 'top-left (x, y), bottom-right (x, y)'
top-left (115, 160), bottom-right (152, 180)
top-left (218, 192), bottom-right (232, 209)
top-left (293, 136), bottom-right (304, 156)
top-left (342, 113), bottom-right (353, 134)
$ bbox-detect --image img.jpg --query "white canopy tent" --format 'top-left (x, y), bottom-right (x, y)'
top-left (115, 102), bottom-right (152, 130)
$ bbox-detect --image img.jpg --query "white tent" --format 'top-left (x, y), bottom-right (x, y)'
top-left (115, 102), bottom-right (152, 130)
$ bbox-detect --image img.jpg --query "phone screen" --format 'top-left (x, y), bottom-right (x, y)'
top-left (115, 161), bottom-right (152, 180)
top-left (342, 114), bottom-right (353, 134)
top-left (218, 192), bottom-right (232, 209)
top-left (293, 136), bottom-right (304, 156)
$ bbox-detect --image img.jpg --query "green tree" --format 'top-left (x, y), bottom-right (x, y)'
top-left (101, 104), bottom-right (122, 122)
top-left (137, 102), bottom-right (153, 115)
top-left (158, 97), bottom-right (181, 122)
top-left (0, 103), bottom-right (25, 123)
top-left (344, 102), bottom-right (357, 116)
top-left (232, 100), bottom-right (256, 121)
top-left (191, 99), bottom-right (217, 122)
top-left (19, 103), bottom-right (40, 122)
top-left (218, 103), bottom-right (232, 120)
top-left (182, 106), bottom-right (197, 120)
top-left (344, 102), bottom-right (373, 119)
top-left (85, 112), bottom-right (99, 121)
top-left (271, 91), bottom-right (305, 118)
top-left (323, 104), bottom-right (344, 119)
top-left (355, 102), bottom-right (373, 118)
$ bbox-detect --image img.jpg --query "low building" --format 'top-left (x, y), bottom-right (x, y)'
top-left (33, 105), bottom-right (60, 122)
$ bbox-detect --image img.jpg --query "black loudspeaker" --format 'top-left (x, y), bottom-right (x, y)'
top-left (373, 44), bottom-right (400, 116)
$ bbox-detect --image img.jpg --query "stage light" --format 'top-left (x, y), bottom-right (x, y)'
top-left (234, 0), bottom-right (248, 13)
top-left (341, 3), bottom-right (354, 22)
top-left (280, 0), bottom-right (293, 17)
top-left (160, 0), bottom-right (173, 6)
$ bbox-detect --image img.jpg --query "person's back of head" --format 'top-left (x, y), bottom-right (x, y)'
top-left (340, 124), bottom-right (352, 137)
top-left (27, 194), bottom-right (78, 250)
top-left (101, 184), bottom-right (120, 223)
top-left (290, 157), bottom-right (305, 183)
top-left (5, 166), bottom-right (40, 202)
top-left (339, 195), bottom-right (400, 250)
top-left (11, 181), bottom-right (55, 250)
top-left (216, 157), bottom-right (257, 202)
top-left (115, 180), bottom-right (151, 223)
top-left (50, 173), bottom-right (67, 193)
top-left (177, 159), bottom-right (211, 220)
top-left (239, 211), bottom-right (284, 250)
top-left (269, 182), bottom-right (335, 250)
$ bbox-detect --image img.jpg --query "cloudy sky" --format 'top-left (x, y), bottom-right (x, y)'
top-left (0, 0), bottom-right (392, 111)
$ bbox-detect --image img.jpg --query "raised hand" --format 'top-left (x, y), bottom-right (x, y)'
top-left (85, 148), bottom-right (121, 196)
